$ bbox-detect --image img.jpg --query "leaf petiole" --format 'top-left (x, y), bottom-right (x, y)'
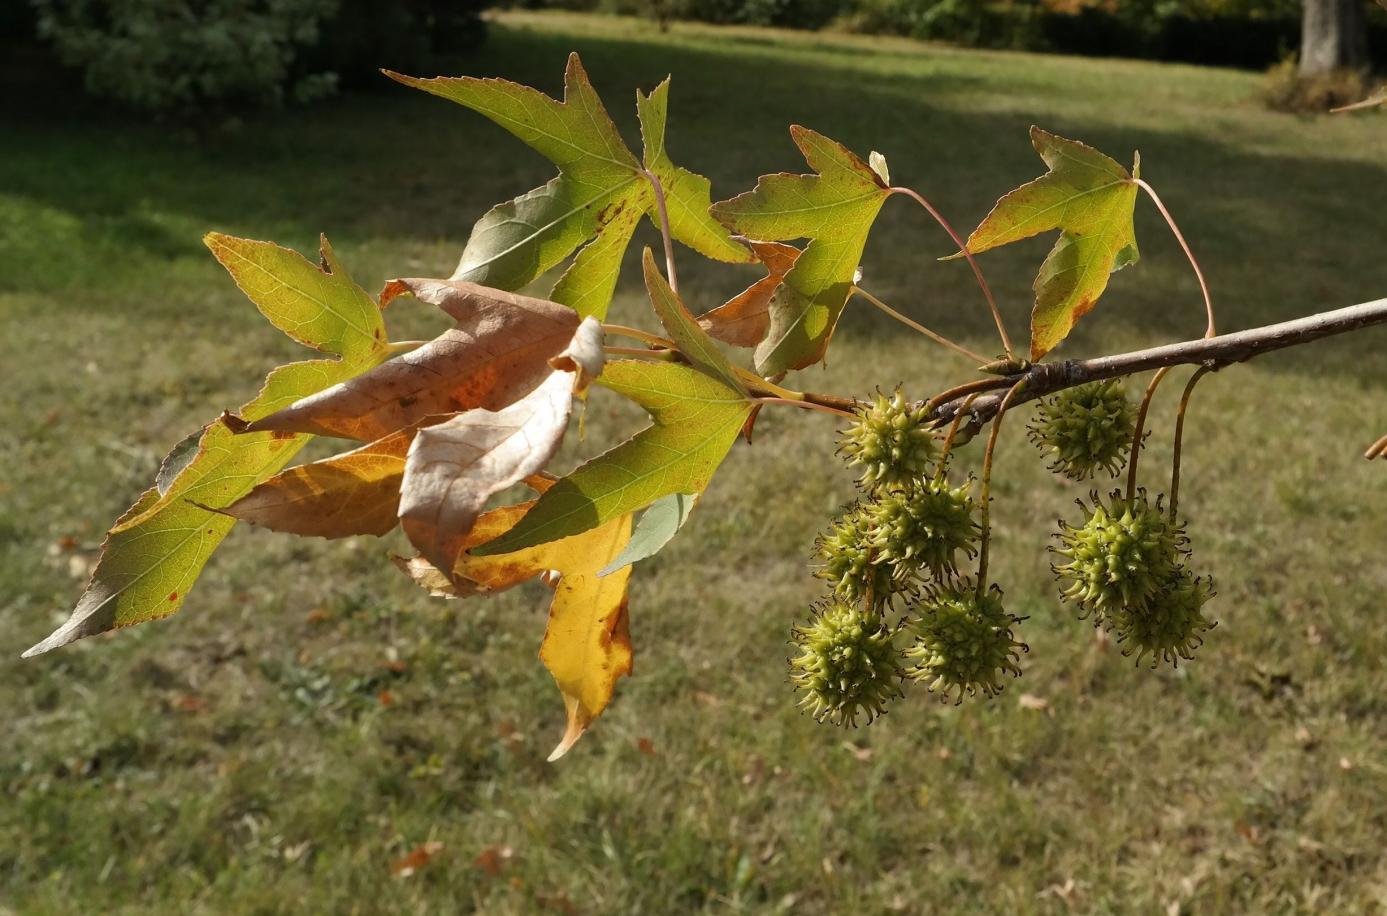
top-left (1134, 178), bottom-right (1216, 338)
top-left (851, 286), bottom-right (990, 364)
top-left (890, 185), bottom-right (1015, 360)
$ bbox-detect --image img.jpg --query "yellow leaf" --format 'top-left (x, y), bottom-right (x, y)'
top-left (540, 512), bottom-right (634, 761)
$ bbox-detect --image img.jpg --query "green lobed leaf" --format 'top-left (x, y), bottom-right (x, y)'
top-left (711, 125), bottom-right (890, 376)
top-left (964, 126), bottom-right (1140, 361)
top-left (24, 237), bottom-right (387, 657)
top-left (640, 247), bottom-right (745, 394)
top-left (386, 54), bottom-right (750, 321)
top-left (471, 360), bottom-right (752, 556)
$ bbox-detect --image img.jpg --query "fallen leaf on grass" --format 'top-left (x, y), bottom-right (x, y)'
top-left (474, 845), bottom-right (515, 876)
top-left (392, 841), bottom-right (444, 877)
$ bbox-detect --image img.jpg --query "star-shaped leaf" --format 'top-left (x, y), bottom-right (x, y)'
top-left (386, 54), bottom-right (750, 321)
top-left (964, 126), bottom-right (1140, 360)
top-left (25, 236), bottom-right (388, 657)
top-left (471, 360), bottom-right (752, 556)
top-left (711, 126), bottom-right (891, 375)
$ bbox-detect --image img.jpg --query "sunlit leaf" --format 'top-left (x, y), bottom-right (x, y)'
top-left (25, 236), bottom-right (388, 657)
top-left (964, 126), bottom-right (1139, 360)
top-left (386, 54), bottom-right (750, 320)
top-left (712, 126), bottom-right (890, 374)
top-left (471, 360), bottom-right (752, 556)
top-left (640, 247), bottom-right (744, 393)
top-left (222, 427), bottom-right (415, 538)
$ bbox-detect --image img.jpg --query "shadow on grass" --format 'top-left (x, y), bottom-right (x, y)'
top-left (3, 22), bottom-right (1384, 379)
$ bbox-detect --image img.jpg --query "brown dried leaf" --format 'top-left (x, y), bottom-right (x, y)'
top-left (391, 841), bottom-right (444, 877)
top-left (238, 280), bottom-right (581, 441)
top-left (221, 427), bottom-right (414, 538)
top-left (698, 240), bottom-right (800, 348)
top-left (398, 319), bottom-right (603, 577)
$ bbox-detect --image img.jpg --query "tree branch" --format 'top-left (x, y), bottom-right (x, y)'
top-left (926, 297), bottom-right (1387, 427)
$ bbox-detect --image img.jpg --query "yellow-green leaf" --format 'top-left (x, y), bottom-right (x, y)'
top-left (471, 360), bottom-right (751, 556)
top-left (24, 237), bottom-right (387, 657)
top-left (964, 126), bottom-right (1140, 360)
top-left (640, 247), bottom-right (744, 394)
top-left (386, 54), bottom-right (750, 321)
top-left (711, 126), bottom-right (890, 375)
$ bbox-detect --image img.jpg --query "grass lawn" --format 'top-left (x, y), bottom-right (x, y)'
top-left (3, 10), bottom-right (1387, 913)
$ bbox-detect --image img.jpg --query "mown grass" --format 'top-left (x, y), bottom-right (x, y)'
top-left (3, 11), bottom-right (1387, 914)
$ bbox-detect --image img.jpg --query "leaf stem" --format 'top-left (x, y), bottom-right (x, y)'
top-left (1134, 178), bottom-right (1216, 338)
top-left (603, 323), bottom-right (674, 349)
top-left (851, 286), bottom-right (990, 364)
top-left (387, 340), bottom-right (429, 355)
top-left (1169, 365), bottom-right (1213, 519)
top-left (1126, 367), bottom-right (1174, 501)
top-left (642, 168), bottom-right (679, 296)
top-left (604, 345), bottom-right (680, 362)
top-left (890, 185), bottom-right (1015, 360)
top-left (976, 381), bottom-right (1027, 597)
top-left (754, 396), bottom-right (857, 419)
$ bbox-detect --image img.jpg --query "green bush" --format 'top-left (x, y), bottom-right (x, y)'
top-left (32, 0), bottom-right (490, 116)
top-left (33, 0), bottom-right (340, 114)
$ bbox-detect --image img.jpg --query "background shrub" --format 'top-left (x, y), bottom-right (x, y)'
top-left (31, 0), bottom-right (490, 116)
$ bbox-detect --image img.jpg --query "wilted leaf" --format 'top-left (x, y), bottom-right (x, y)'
top-left (471, 360), bottom-right (752, 556)
top-left (712, 126), bottom-right (890, 374)
top-left (24, 237), bottom-right (387, 657)
top-left (238, 280), bottom-right (582, 441)
top-left (963, 127), bottom-right (1139, 360)
top-left (399, 319), bottom-right (604, 577)
top-left (698, 241), bottom-right (800, 348)
top-left (222, 427), bottom-right (414, 538)
top-left (640, 248), bottom-right (744, 393)
top-left (386, 54), bottom-right (749, 320)
top-left (598, 492), bottom-right (696, 577)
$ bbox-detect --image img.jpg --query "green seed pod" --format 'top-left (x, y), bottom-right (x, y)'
top-left (789, 600), bottom-right (904, 726)
top-left (863, 477), bottom-right (980, 579)
top-left (813, 503), bottom-right (914, 609)
top-left (839, 388), bottom-right (940, 492)
top-left (1051, 489), bottom-right (1186, 620)
top-left (1113, 566), bottom-right (1216, 668)
top-left (904, 582), bottom-right (1026, 703)
top-left (1028, 379), bottom-right (1136, 480)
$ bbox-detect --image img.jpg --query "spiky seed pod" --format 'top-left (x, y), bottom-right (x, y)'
top-left (813, 504), bottom-right (915, 609)
top-left (789, 600), bottom-right (904, 726)
top-left (1028, 379), bottom-right (1137, 480)
top-left (863, 478), bottom-right (980, 579)
top-left (1113, 566), bottom-right (1216, 668)
top-left (1051, 489), bottom-right (1186, 620)
top-left (839, 388), bottom-right (940, 493)
top-left (904, 582), bottom-right (1026, 703)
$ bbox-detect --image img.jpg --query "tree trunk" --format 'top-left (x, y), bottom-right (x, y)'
top-left (1299, 0), bottom-right (1369, 76)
